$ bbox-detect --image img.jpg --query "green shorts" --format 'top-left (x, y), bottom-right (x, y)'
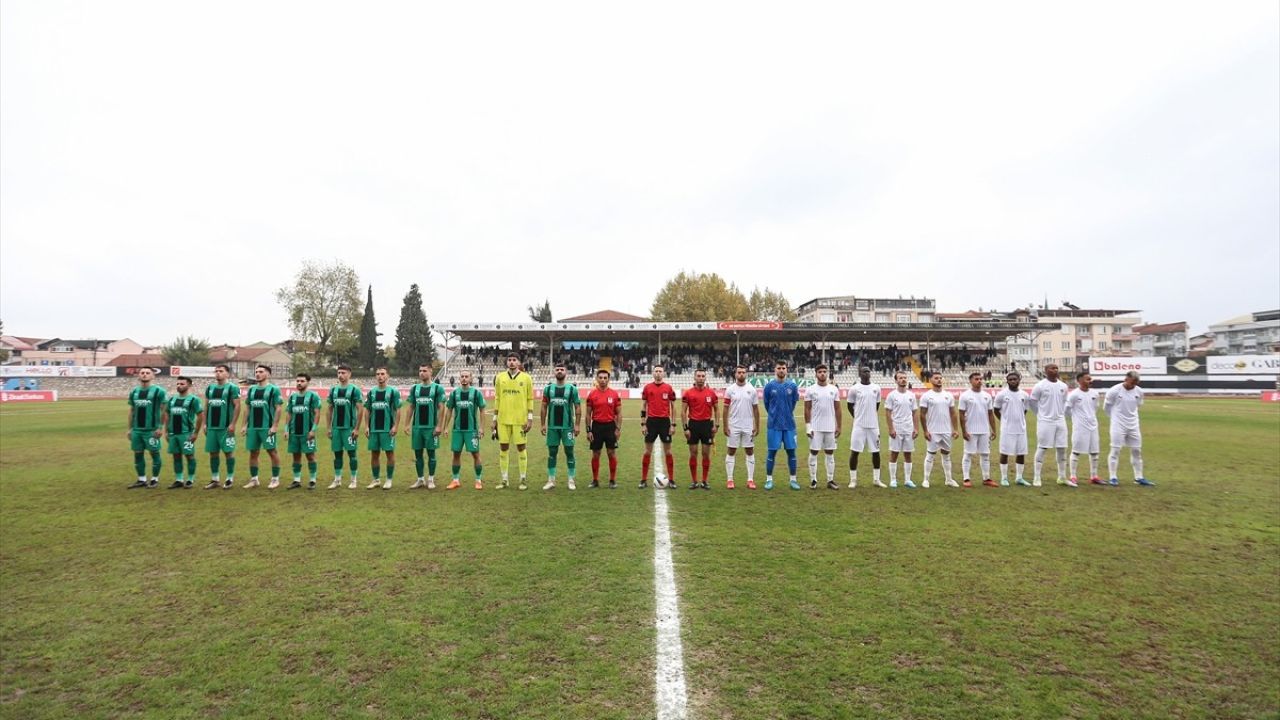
top-left (245, 429), bottom-right (278, 452)
top-left (451, 431), bottom-right (480, 454)
top-left (367, 432), bottom-right (396, 452)
top-left (330, 428), bottom-right (358, 453)
top-left (204, 428), bottom-right (236, 454)
top-left (411, 427), bottom-right (440, 451)
top-left (287, 434), bottom-right (317, 454)
top-left (130, 429), bottom-right (161, 452)
top-left (167, 432), bottom-right (196, 455)
top-left (546, 428), bottom-right (576, 448)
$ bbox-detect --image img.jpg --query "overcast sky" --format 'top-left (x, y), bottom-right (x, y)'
top-left (3, 1), bottom-right (1277, 347)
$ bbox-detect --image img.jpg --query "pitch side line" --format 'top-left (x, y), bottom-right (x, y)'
top-left (654, 484), bottom-right (689, 719)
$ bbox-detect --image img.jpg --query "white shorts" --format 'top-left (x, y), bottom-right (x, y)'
top-left (1072, 427), bottom-right (1100, 455)
top-left (807, 430), bottom-right (836, 451)
top-left (726, 428), bottom-right (755, 449)
top-left (889, 430), bottom-right (915, 453)
top-left (850, 427), bottom-right (880, 453)
top-left (1110, 427), bottom-right (1142, 448)
top-left (926, 434), bottom-right (953, 453)
top-left (1036, 420), bottom-right (1068, 449)
top-left (999, 434), bottom-right (1028, 456)
top-left (963, 433), bottom-right (990, 455)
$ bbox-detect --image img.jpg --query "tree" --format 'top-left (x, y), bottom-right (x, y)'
top-left (748, 287), bottom-right (797, 321)
top-left (162, 336), bottom-right (212, 366)
top-left (528, 299), bottom-right (553, 323)
top-left (649, 272), bottom-right (752, 321)
top-left (275, 260), bottom-right (362, 364)
top-left (394, 283), bottom-right (436, 373)
top-left (0, 319), bottom-right (7, 362)
top-left (358, 285), bottom-right (383, 370)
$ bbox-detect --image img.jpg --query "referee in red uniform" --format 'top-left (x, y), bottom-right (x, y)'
top-left (640, 366), bottom-right (676, 488)
top-left (681, 369), bottom-right (719, 489)
top-left (583, 369), bottom-right (622, 488)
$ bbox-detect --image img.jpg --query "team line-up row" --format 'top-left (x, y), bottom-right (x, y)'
top-left (122, 356), bottom-right (1153, 492)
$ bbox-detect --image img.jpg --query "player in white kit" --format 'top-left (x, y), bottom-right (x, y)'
top-left (722, 365), bottom-right (760, 490)
top-left (1065, 370), bottom-right (1101, 487)
top-left (958, 372), bottom-right (997, 487)
top-left (1104, 370), bottom-right (1153, 486)
top-left (1030, 363), bottom-right (1069, 488)
top-left (845, 366), bottom-right (883, 488)
top-left (804, 364), bottom-right (841, 490)
top-left (919, 371), bottom-right (959, 488)
top-left (884, 372), bottom-right (919, 489)
top-left (993, 372), bottom-right (1031, 487)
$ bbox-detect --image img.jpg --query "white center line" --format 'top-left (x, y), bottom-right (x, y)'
top-left (654, 485), bottom-right (689, 720)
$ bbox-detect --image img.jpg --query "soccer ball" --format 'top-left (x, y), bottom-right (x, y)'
top-left (654, 472), bottom-right (668, 488)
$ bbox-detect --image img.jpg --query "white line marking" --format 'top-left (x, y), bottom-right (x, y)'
top-left (654, 484), bottom-right (689, 719)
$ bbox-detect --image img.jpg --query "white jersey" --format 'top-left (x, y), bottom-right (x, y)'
top-left (1104, 384), bottom-right (1143, 432)
top-left (994, 388), bottom-right (1030, 435)
top-left (724, 383), bottom-right (758, 431)
top-left (958, 389), bottom-right (992, 434)
top-left (1030, 378), bottom-right (1069, 422)
top-left (849, 382), bottom-right (882, 429)
top-left (884, 389), bottom-right (917, 432)
top-left (805, 383), bottom-right (839, 432)
top-left (918, 390), bottom-right (954, 435)
top-left (1065, 388), bottom-right (1100, 432)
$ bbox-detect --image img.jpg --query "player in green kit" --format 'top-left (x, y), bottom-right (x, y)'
top-left (326, 364), bottom-right (363, 489)
top-left (240, 364), bottom-right (284, 489)
top-left (405, 363), bottom-right (446, 490)
top-left (540, 363), bottom-right (581, 490)
top-left (364, 367), bottom-right (401, 489)
top-left (202, 364), bottom-right (240, 489)
top-left (162, 375), bottom-right (204, 489)
top-left (285, 373), bottom-right (322, 489)
top-left (440, 369), bottom-right (487, 490)
top-left (125, 367), bottom-right (167, 488)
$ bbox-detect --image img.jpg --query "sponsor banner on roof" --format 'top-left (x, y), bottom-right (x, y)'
top-left (1088, 356), bottom-right (1167, 377)
top-left (716, 321), bottom-right (781, 331)
top-left (1206, 354), bottom-right (1280, 375)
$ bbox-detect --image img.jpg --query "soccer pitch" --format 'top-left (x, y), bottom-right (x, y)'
top-left (1, 398), bottom-right (1277, 719)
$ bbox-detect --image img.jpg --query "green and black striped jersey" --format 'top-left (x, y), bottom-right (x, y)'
top-left (127, 385), bottom-right (168, 431)
top-left (244, 384), bottom-right (282, 430)
top-left (166, 393), bottom-right (203, 435)
top-left (408, 382), bottom-right (446, 429)
top-left (446, 387), bottom-right (486, 433)
top-left (364, 386), bottom-right (402, 433)
top-left (203, 382), bottom-right (239, 430)
top-left (287, 390), bottom-right (322, 436)
top-left (328, 384), bottom-right (363, 430)
top-left (542, 383), bottom-right (580, 431)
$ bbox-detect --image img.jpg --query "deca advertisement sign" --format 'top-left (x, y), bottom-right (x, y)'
top-left (1205, 355), bottom-right (1280, 375)
top-left (1088, 356), bottom-right (1167, 377)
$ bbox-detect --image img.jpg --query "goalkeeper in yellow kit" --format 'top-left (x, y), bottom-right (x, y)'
top-left (493, 353), bottom-right (535, 489)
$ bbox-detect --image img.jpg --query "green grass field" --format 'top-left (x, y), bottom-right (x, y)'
top-left (1, 398), bottom-right (1277, 719)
